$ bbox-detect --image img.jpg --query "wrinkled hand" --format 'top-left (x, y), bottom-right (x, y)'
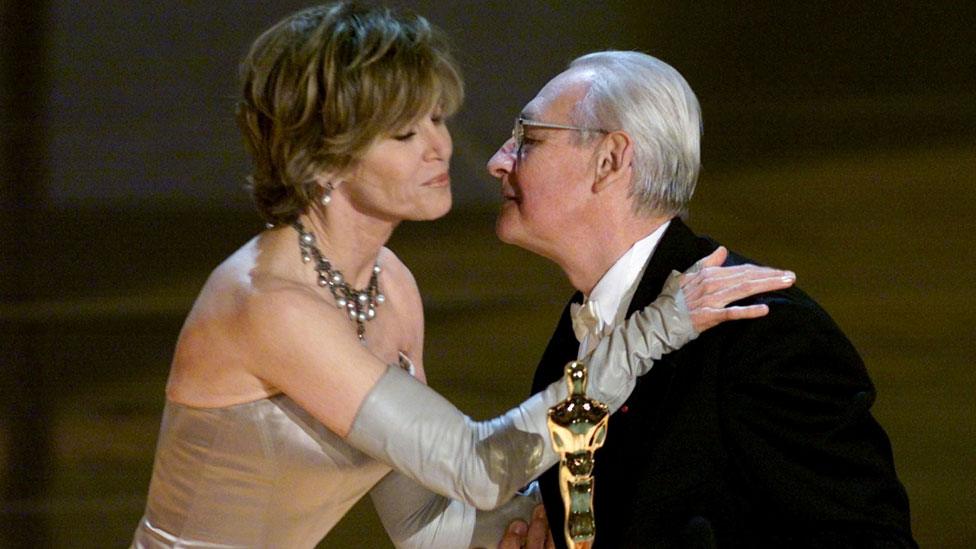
top-left (499, 505), bottom-right (555, 549)
top-left (680, 246), bottom-right (796, 333)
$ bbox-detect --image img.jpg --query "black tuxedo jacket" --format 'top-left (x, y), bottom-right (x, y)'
top-left (531, 219), bottom-right (915, 548)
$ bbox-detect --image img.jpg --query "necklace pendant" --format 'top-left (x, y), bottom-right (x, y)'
top-left (293, 220), bottom-right (384, 342)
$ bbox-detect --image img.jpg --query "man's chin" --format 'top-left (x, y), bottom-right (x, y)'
top-left (494, 215), bottom-right (524, 247)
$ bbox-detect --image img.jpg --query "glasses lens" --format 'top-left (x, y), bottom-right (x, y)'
top-left (513, 117), bottom-right (523, 159)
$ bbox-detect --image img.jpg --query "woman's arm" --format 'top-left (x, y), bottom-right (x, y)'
top-left (243, 248), bottom-right (794, 510)
top-left (370, 470), bottom-right (540, 549)
top-left (349, 247), bottom-right (794, 510)
top-left (370, 470), bottom-right (476, 549)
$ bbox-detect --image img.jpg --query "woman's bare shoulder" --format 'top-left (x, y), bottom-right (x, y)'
top-left (167, 236), bottom-right (328, 406)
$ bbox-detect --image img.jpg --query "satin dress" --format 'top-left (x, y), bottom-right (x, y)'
top-left (130, 392), bottom-right (391, 548)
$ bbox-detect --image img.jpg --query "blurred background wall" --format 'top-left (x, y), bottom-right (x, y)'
top-left (2, 0), bottom-right (974, 546)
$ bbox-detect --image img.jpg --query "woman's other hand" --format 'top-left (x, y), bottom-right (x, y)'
top-left (498, 505), bottom-right (555, 549)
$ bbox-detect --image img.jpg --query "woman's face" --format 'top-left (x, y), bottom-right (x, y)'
top-left (341, 109), bottom-right (453, 222)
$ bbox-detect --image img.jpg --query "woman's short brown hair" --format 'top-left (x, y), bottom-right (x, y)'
top-left (236, 2), bottom-right (464, 224)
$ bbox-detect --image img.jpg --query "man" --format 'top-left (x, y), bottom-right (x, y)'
top-left (489, 51), bottom-right (915, 547)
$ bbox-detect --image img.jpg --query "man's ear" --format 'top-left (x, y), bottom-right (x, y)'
top-left (592, 131), bottom-right (633, 193)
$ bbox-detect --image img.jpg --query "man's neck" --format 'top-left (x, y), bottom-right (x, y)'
top-left (560, 213), bottom-right (671, 294)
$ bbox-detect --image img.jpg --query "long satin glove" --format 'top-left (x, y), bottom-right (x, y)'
top-left (370, 470), bottom-right (540, 549)
top-left (347, 270), bottom-right (696, 511)
top-left (582, 269), bottom-right (697, 410)
top-left (370, 470), bottom-right (475, 548)
top-left (469, 482), bottom-right (542, 549)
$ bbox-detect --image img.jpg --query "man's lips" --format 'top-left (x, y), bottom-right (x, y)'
top-left (422, 173), bottom-right (450, 187)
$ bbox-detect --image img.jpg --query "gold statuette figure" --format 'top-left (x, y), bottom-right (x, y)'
top-left (547, 361), bottom-right (609, 549)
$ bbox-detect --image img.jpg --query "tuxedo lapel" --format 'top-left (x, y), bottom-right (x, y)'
top-left (615, 217), bottom-right (721, 419)
top-left (530, 292), bottom-right (583, 393)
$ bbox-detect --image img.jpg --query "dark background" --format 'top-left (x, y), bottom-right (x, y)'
top-left (2, 1), bottom-right (974, 547)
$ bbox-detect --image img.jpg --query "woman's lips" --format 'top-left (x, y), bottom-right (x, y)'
top-left (423, 173), bottom-right (450, 188)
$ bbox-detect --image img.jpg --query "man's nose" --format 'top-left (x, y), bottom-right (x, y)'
top-left (486, 138), bottom-right (515, 180)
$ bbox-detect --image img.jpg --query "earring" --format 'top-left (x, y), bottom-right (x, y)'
top-left (321, 181), bottom-right (334, 206)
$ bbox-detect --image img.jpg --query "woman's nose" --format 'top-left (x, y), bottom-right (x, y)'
top-left (423, 122), bottom-right (452, 161)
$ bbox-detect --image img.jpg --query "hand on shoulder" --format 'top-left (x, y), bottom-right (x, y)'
top-left (679, 246), bottom-right (797, 333)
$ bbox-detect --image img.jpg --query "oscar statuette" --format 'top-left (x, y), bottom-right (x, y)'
top-left (547, 361), bottom-right (609, 549)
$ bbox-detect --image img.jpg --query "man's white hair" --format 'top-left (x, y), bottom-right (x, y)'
top-left (570, 51), bottom-right (702, 217)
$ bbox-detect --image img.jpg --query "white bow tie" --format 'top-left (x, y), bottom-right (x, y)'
top-left (570, 300), bottom-right (603, 343)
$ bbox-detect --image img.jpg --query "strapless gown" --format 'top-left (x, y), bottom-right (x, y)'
top-left (130, 393), bottom-right (391, 548)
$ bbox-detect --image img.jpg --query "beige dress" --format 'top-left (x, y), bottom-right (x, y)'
top-left (130, 393), bottom-right (390, 548)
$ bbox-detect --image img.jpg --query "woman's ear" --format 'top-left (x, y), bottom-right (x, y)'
top-left (592, 131), bottom-right (633, 193)
top-left (311, 173), bottom-right (344, 206)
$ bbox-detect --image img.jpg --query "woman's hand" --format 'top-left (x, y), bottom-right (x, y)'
top-left (680, 246), bottom-right (796, 333)
top-left (499, 505), bottom-right (555, 549)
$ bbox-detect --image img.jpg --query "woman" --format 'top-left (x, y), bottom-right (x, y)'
top-left (131, 3), bottom-right (794, 548)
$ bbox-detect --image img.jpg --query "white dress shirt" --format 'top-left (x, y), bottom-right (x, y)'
top-left (576, 221), bottom-right (670, 357)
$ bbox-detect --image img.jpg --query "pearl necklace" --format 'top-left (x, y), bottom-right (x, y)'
top-left (293, 221), bottom-right (384, 341)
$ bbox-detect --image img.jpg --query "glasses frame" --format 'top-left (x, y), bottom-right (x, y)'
top-left (512, 116), bottom-right (608, 160)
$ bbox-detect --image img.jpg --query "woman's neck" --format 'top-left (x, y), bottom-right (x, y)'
top-left (297, 201), bottom-right (397, 289)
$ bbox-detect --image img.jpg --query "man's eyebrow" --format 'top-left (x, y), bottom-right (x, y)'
top-left (519, 109), bottom-right (540, 120)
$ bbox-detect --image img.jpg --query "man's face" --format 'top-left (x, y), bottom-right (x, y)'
top-left (486, 69), bottom-right (600, 261)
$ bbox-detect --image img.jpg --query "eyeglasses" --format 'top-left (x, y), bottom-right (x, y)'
top-left (511, 116), bottom-right (608, 160)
